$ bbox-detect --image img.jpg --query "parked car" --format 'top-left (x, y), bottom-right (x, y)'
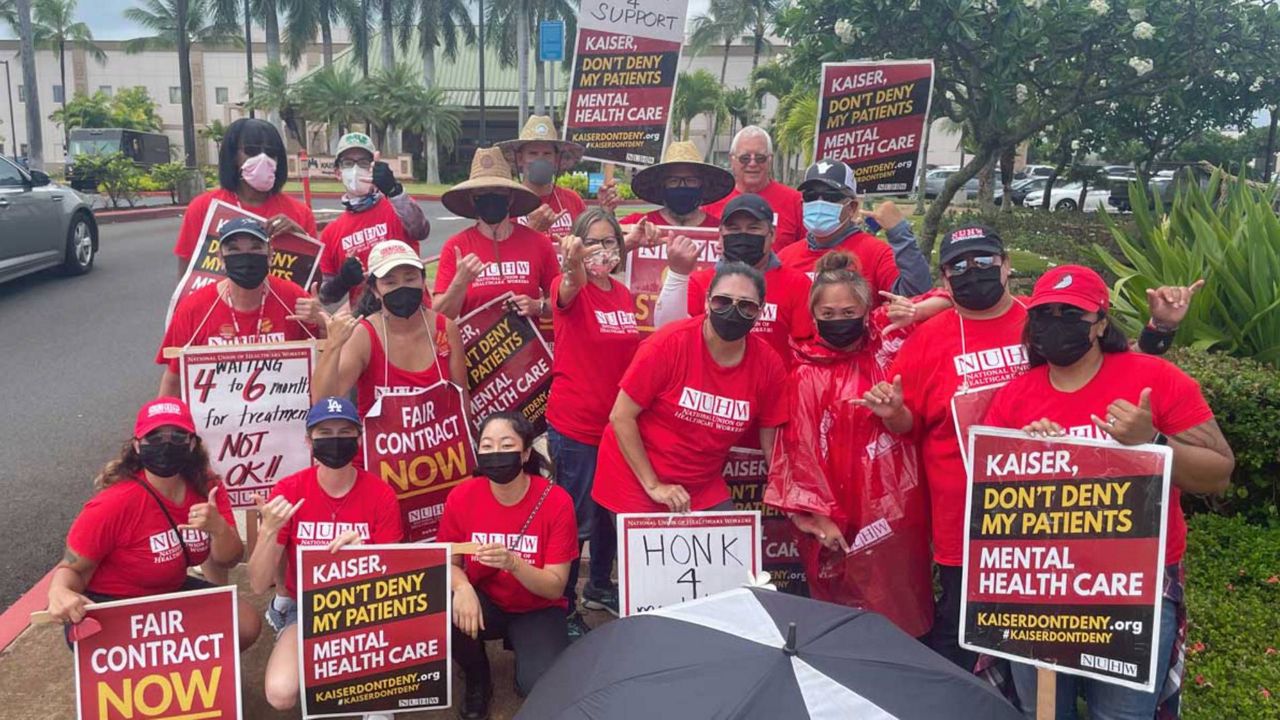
top-left (0, 155), bottom-right (98, 283)
top-left (1014, 164), bottom-right (1056, 180)
top-left (1108, 167), bottom-right (1209, 212)
top-left (1102, 165), bottom-right (1137, 178)
top-left (994, 177), bottom-right (1051, 206)
top-left (1023, 182), bottom-right (1113, 212)
top-left (923, 168), bottom-right (980, 199)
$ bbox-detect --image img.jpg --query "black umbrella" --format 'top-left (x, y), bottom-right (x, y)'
top-left (516, 588), bottom-right (1021, 720)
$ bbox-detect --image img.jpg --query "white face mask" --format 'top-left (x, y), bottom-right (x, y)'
top-left (341, 166), bottom-right (373, 196)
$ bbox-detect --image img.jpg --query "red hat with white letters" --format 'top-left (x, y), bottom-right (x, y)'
top-left (1028, 265), bottom-right (1111, 313)
top-left (134, 397), bottom-right (197, 438)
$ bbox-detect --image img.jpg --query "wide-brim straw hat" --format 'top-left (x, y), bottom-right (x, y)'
top-left (497, 115), bottom-right (585, 173)
top-left (442, 147), bottom-right (542, 219)
top-left (631, 141), bottom-right (735, 206)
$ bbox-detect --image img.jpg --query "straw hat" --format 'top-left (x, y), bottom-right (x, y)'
top-left (631, 142), bottom-right (735, 206)
top-left (497, 115), bottom-right (585, 173)
top-left (441, 147), bottom-right (542, 219)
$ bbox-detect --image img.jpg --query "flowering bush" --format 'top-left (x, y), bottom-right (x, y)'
top-left (1133, 21), bottom-right (1155, 39)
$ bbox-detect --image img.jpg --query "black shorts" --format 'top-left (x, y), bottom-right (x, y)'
top-left (64, 576), bottom-right (217, 648)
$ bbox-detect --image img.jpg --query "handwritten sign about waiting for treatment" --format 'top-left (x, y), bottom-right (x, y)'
top-left (724, 447), bottom-right (809, 597)
top-left (617, 511), bottom-right (761, 617)
top-left (815, 60), bottom-right (935, 195)
top-left (457, 293), bottom-right (554, 436)
top-left (564, 0), bottom-right (690, 166)
top-left (180, 342), bottom-right (316, 509)
top-left (298, 545), bottom-right (452, 718)
top-left (362, 382), bottom-right (476, 542)
top-left (623, 225), bottom-right (719, 334)
top-left (74, 586), bottom-right (242, 720)
top-left (960, 427), bottom-right (1171, 692)
top-left (166, 200), bottom-right (323, 327)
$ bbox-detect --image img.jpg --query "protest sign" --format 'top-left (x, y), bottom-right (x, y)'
top-left (180, 342), bottom-right (315, 509)
top-left (564, 0), bottom-right (690, 166)
top-left (299, 545), bottom-right (452, 717)
top-left (623, 225), bottom-right (719, 334)
top-left (166, 200), bottom-right (323, 326)
top-left (960, 427), bottom-right (1172, 691)
top-left (814, 60), bottom-right (935, 195)
top-left (724, 447), bottom-right (810, 597)
top-left (73, 586), bottom-right (241, 720)
top-left (362, 382), bottom-right (476, 542)
top-left (457, 293), bottom-right (554, 436)
top-left (617, 511), bottom-right (762, 616)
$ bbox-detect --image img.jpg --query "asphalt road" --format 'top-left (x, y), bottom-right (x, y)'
top-left (0, 199), bottom-right (469, 610)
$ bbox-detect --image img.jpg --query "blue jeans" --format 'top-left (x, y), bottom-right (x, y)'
top-left (547, 425), bottom-right (615, 606)
top-left (1011, 594), bottom-right (1179, 720)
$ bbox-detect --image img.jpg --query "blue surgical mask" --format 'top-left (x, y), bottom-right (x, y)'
top-left (803, 200), bottom-right (845, 236)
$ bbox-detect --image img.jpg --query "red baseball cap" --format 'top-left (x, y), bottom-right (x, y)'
top-left (134, 397), bottom-right (197, 438)
top-left (1028, 265), bottom-right (1111, 313)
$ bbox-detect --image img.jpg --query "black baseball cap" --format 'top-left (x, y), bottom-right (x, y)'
top-left (938, 225), bottom-right (1005, 266)
top-left (722, 193), bottom-right (773, 223)
top-left (219, 217), bottom-right (270, 244)
top-left (797, 158), bottom-right (858, 197)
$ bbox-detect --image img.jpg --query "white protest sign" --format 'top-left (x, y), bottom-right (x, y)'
top-left (180, 342), bottom-right (316, 509)
top-left (617, 511), bottom-right (761, 616)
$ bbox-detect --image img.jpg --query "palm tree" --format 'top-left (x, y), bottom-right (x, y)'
top-left (743, 0), bottom-right (777, 75)
top-left (14, 0), bottom-right (44, 168)
top-left (284, 0), bottom-right (356, 66)
top-left (395, 0), bottom-right (473, 183)
top-left (721, 87), bottom-right (757, 143)
top-left (363, 63), bottom-right (463, 169)
top-left (297, 63), bottom-right (364, 136)
top-left (1, 0), bottom-right (17, 29)
top-left (486, 0), bottom-right (575, 125)
top-left (199, 119), bottom-right (227, 151)
top-left (247, 62), bottom-right (305, 144)
top-left (32, 0), bottom-right (106, 156)
top-left (671, 70), bottom-right (724, 153)
top-left (775, 90), bottom-right (816, 182)
top-left (687, 0), bottom-right (749, 85)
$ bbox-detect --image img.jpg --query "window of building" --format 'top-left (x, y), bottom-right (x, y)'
top-left (17, 85), bottom-right (25, 102)
top-left (169, 86), bottom-right (182, 104)
top-left (215, 86), bottom-right (229, 104)
top-left (99, 85), bottom-right (113, 97)
top-left (53, 85), bottom-right (64, 103)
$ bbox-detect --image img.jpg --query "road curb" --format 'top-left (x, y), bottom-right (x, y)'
top-left (94, 207), bottom-right (189, 224)
top-left (0, 568), bottom-right (53, 653)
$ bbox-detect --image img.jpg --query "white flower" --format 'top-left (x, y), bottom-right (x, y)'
top-left (1132, 21), bottom-right (1155, 40)
top-left (834, 18), bottom-right (858, 44)
top-left (1023, 0), bottom-right (1045, 7)
top-left (1127, 57), bottom-right (1153, 76)
top-left (1227, 72), bottom-right (1239, 83)
top-left (1099, 78), bottom-right (1108, 88)
top-left (946, 90), bottom-right (957, 102)
top-left (1128, 8), bottom-right (1146, 21)
top-left (1088, 0), bottom-right (1109, 15)
top-left (1251, 77), bottom-right (1264, 92)
top-left (1071, 139), bottom-right (1081, 151)
top-left (1015, 84), bottom-right (1029, 104)
top-left (1214, 69), bottom-right (1225, 78)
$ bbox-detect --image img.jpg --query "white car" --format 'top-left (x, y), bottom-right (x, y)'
top-left (1023, 183), bottom-right (1112, 212)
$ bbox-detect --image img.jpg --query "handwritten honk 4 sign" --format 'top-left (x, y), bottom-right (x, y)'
top-left (617, 511), bottom-right (762, 617)
top-left (960, 426), bottom-right (1172, 692)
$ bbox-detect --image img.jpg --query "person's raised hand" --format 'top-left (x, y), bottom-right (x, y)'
top-left (860, 199), bottom-right (905, 231)
top-left (452, 246), bottom-right (486, 287)
top-left (1092, 388), bottom-right (1155, 445)
top-left (325, 308), bottom-right (361, 349)
top-left (881, 290), bottom-right (918, 329)
top-left (525, 204), bottom-right (558, 233)
top-left (1146, 279), bottom-right (1204, 330)
top-left (560, 234), bottom-right (589, 267)
top-left (597, 181), bottom-right (622, 213)
top-left (288, 282), bottom-right (324, 325)
top-left (623, 218), bottom-right (660, 252)
top-left (855, 375), bottom-right (905, 420)
top-left (666, 234), bottom-right (700, 276)
top-left (265, 213), bottom-right (306, 239)
top-left (372, 157), bottom-right (401, 197)
top-left (338, 256), bottom-right (365, 288)
top-left (180, 485), bottom-right (226, 533)
top-left (253, 494), bottom-right (305, 535)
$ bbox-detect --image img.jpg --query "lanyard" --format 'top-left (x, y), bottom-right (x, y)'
top-left (378, 309), bottom-right (446, 388)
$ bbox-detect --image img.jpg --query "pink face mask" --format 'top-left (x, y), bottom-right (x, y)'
top-left (240, 153), bottom-right (277, 192)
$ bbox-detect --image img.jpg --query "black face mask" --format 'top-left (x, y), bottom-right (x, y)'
top-left (663, 186), bottom-right (704, 216)
top-left (312, 436), bottom-right (360, 469)
top-left (721, 232), bottom-right (768, 267)
top-left (817, 317), bottom-right (865, 348)
top-left (476, 451), bottom-right (523, 485)
top-left (474, 194), bottom-right (511, 225)
top-left (139, 441), bottom-right (192, 478)
top-left (948, 265), bottom-right (1005, 311)
top-left (223, 252), bottom-right (270, 289)
top-left (1029, 316), bottom-right (1096, 367)
top-left (381, 286), bottom-right (423, 318)
top-left (708, 306), bottom-right (756, 342)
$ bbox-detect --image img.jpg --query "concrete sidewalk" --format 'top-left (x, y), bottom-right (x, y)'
top-left (0, 563), bottom-right (614, 720)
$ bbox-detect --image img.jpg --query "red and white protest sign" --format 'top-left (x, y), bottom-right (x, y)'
top-left (74, 586), bottom-right (241, 720)
top-left (180, 342), bottom-right (316, 509)
top-left (362, 382), bottom-right (476, 542)
top-left (623, 225), bottom-right (719, 334)
top-left (166, 200), bottom-right (323, 326)
top-left (564, 0), bottom-right (690, 167)
top-left (299, 545), bottom-right (452, 717)
top-left (960, 427), bottom-right (1172, 691)
top-left (814, 60), bottom-right (935, 195)
top-left (457, 293), bottom-right (554, 436)
top-left (617, 511), bottom-right (762, 616)
top-left (724, 446), bottom-right (810, 597)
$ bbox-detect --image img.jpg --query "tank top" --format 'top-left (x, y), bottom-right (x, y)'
top-left (356, 311), bottom-right (452, 418)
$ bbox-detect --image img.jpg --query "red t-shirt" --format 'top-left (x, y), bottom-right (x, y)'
top-left (437, 475), bottom-right (579, 613)
top-left (355, 313), bottom-right (453, 418)
top-left (687, 264), bottom-right (815, 368)
top-left (777, 230), bottom-right (900, 299)
top-left (592, 317), bottom-right (789, 513)
top-left (619, 209), bottom-right (721, 228)
top-left (319, 197), bottom-right (415, 305)
top-left (433, 225), bottom-right (560, 317)
top-left (889, 302), bottom-right (1030, 566)
top-left (701, 181), bottom-right (805, 250)
top-left (269, 466), bottom-right (405, 597)
top-left (67, 475), bottom-right (235, 598)
top-left (516, 186), bottom-right (587, 240)
top-left (157, 276), bottom-right (316, 373)
top-left (547, 276), bottom-right (642, 445)
top-left (173, 188), bottom-right (317, 260)
top-left (983, 352), bottom-right (1213, 566)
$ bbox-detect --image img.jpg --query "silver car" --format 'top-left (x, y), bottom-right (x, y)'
top-left (0, 155), bottom-right (98, 282)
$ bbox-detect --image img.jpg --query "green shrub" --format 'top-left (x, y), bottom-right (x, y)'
top-left (1183, 514), bottom-right (1280, 719)
top-left (148, 162), bottom-right (193, 205)
top-left (71, 152), bottom-right (144, 209)
top-left (1168, 348), bottom-right (1280, 522)
top-left (202, 168), bottom-right (219, 190)
top-left (939, 208), bottom-right (1129, 278)
top-left (556, 173), bottom-right (635, 201)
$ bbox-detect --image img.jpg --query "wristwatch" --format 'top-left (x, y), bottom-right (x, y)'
top-left (1151, 431), bottom-right (1169, 446)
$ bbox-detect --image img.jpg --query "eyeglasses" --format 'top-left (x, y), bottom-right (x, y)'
top-left (943, 255), bottom-right (1001, 276)
top-left (583, 236), bottom-right (620, 249)
top-left (709, 294), bottom-right (762, 320)
top-left (140, 430), bottom-right (193, 446)
top-left (802, 189), bottom-right (847, 203)
top-left (338, 158), bottom-right (373, 170)
top-left (1030, 305), bottom-right (1096, 323)
top-left (735, 153), bottom-right (771, 166)
top-left (663, 176), bottom-right (704, 189)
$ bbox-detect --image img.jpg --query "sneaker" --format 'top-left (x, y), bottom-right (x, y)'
top-left (566, 611), bottom-right (591, 641)
top-left (582, 581), bottom-right (620, 616)
top-left (458, 677), bottom-right (492, 720)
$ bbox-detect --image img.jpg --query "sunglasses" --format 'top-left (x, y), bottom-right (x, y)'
top-left (735, 153), bottom-right (771, 166)
top-left (1030, 305), bottom-right (1096, 323)
top-left (663, 176), bottom-right (704, 189)
top-left (709, 294), bottom-right (762, 320)
top-left (944, 255), bottom-right (1001, 276)
top-left (802, 189), bottom-right (847, 203)
top-left (140, 429), bottom-right (193, 446)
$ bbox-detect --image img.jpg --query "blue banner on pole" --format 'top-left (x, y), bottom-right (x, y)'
top-left (539, 20), bottom-right (565, 62)
top-left (587, 172), bottom-right (603, 195)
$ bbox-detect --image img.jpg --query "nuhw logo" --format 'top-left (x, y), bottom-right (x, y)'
top-left (149, 529), bottom-right (179, 554)
top-left (480, 262), bottom-right (531, 278)
top-left (149, 402), bottom-right (183, 418)
top-left (594, 309), bottom-right (637, 330)
top-left (296, 521), bottom-right (371, 542)
top-left (470, 533), bottom-right (539, 554)
top-left (953, 343), bottom-right (1027, 376)
top-left (756, 303), bottom-right (778, 322)
top-left (678, 387), bottom-right (750, 422)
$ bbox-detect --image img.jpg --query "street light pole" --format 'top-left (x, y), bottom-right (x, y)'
top-left (478, 0), bottom-right (486, 145)
top-left (244, 0), bottom-right (254, 118)
top-left (0, 60), bottom-right (16, 161)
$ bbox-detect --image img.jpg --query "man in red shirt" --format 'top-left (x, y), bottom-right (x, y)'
top-left (157, 218), bottom-right (325, 397)
top-left (701, 126), bottom-right (805, 249)
top-left (620, 141), bottom-right (733, 229)
top-left (316, 132), bottom-right (429, 306)
top-left (499, 115), bottom-right (618, 240)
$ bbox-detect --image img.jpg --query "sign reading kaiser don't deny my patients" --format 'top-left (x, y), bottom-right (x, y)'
top-left (960, 427), bottom-right (1172, 692)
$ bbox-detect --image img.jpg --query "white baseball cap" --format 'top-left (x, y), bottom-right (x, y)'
top-left (366, 240), bottom-right (424, 278)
